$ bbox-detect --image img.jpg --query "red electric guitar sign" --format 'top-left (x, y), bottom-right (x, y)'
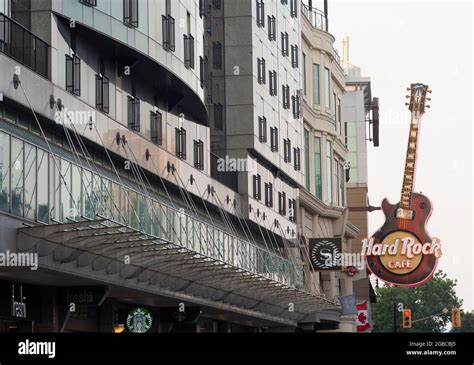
top-left (365, 83), bottom-right (442, 288)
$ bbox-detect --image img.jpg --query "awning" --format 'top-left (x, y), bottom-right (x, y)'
top-left (17, 217), bottom-right (340, 324)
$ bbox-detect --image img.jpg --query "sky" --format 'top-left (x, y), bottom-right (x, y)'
top-left (328, 0), bottom-right (473, 310)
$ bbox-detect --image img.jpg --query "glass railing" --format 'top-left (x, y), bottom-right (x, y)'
top-left (0, 13), bottom-right (49, 79)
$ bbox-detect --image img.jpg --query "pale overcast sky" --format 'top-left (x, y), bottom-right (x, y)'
top-left (328, 0), bottom-right (473, 310)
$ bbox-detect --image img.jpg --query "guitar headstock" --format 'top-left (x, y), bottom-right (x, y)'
top-left (406, 83), bottom-right (432, 118)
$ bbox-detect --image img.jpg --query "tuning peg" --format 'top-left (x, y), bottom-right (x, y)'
top-left (428, 90), bottom-right (432, 93)
top-left (405, 103), bottom-right (410, 106)
top-left (406, 95), bottom-right (410, 98)
top-left (406, 87), bottom-right (411, 91)
top-left (426, 97), bottom-right (431, 101)
top-left (425, 105), bottom-right (431, 108)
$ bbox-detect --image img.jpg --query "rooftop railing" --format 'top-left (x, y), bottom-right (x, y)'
top-left (301, 2), bottom-right (328, 32)
top-left (0, 12), bottom-right (49, 79)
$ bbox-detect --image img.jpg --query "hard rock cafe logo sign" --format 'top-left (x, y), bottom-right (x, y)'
top-left (363, 234), bottom-right (442, 286)
top-left (126, 307), bottom-right (153, 333)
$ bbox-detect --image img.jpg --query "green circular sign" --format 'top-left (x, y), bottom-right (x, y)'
top-left (126, 307), bottom-right (153, 333)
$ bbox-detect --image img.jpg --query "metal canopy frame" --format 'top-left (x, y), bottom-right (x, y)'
top-left (18, 217), bottom-right (339, 322)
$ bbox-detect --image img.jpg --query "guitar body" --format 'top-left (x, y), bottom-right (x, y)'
top-left (366, 192), bottom-right (438, 287)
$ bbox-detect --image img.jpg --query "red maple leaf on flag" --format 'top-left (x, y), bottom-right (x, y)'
top-left (356, 302), bottom-right (372, 332)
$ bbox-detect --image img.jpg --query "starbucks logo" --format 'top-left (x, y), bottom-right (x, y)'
top-left (309, 238), bottom-right (342, 270)
top-left (126, 307), bottom-right (153, 333)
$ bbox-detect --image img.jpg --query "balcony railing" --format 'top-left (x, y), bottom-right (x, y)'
top-left (301, 2), bottom-right (328, 32)
top-left (0, 13), bottom-right (49, 79)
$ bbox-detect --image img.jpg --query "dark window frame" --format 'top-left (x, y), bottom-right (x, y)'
top-left (184, 34), bottom-right (195, 69)
top-left (95, 74), bottom-right (109, 114)
top-left (253, 174), bottom-right (262, 200)
top-left (123, 0), bottom-right (139, 28)
top-left (66, 54), bottom-right (81, 96)
top-left (256, 0), bottom-right (265, 27)
top-left (258, 116), bottom-right (267, 143)
top-left (270, 127), bottom-right (278, 152)
top-left (150, 111), bottom-right (163, 145)
top-left (257, 57), bottom-right (266, 84)
top-left (127, 96), bottom-right (141, 132)
top-left (162, 14), bottom-right (176, 52)
top-left (194, 139), bottom-right (204, 170)
top-left (175, 127), bottom-right (187, 160)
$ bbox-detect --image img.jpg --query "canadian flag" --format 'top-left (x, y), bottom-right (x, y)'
top-left (356, 302), bottom-right (372, 332)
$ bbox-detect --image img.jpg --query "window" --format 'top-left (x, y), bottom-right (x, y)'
top-left (127, 96), bottom-right (140, 132)
top-left (282, 84), bottom-right (290, 109)
top-left (212, 0), bottom-right (221, 10)
top-left (175, 127), bottom-right (187, 159)
top-left (333, 92), bottom-right (337, 124)
top-left (66, 54), bottom-right (81, 96)
top-left (150, 111), bottom-right (163, 145)
top-left (302, 52), bottom-right (307, 95)
top-left (284, 139), bottom-right (291, 163)
top-left (214, 103), bottom-right (223, 130)
top-left (199, 0), bottom-right (207, 18)
top-left (268, 15), bottom-right (276, 41)
top-left (281, 32), bottom-right (289, 56)
top-left (270, 127), bottom-right (278, 152)
top-left (314, 137), bottom-right (322, 199)
top-left (324, 67), bottom-right (330, 109)
top-left (279, 191), bottom-right (286, 215)
top-left (184, 34), bottom-right (195, 69)
top-left (294, 147), bottom-right (300, 171)
top-left (269, 70), bottom-right (277, 96)
top-left (312, 64), bottom-right (320, 105)
top-left (257, 58), bottom-right (266, 84)
top-left (304, 129), bottom-right (310, 189)
top-left (339, 162), bottom-right (345, 205)
top-left (253, 174), bottom-right (261, 200)
top-left (11, 137), bottom-right (23, 217)
top-left (292, 94), bottom-right (300, 119)
top-left (334, 158), bottom-right (340, 206)
top-left (162, 14), bottom-right (175, 51)
top-left (326, 140), bottom-right (332, 204)
top-left (338, 98), bottom-right (342, 136)
top-left (0, 133), bottom-right (10, 212)
top-left (24, 143), bottom-right (36, 220)
top-left (256, 0), bottom-right (265, 27)
top-left (288, 198), bottom-right (296, 221)
top-left (81, 0), bottom-right (97, 6)
top-left (258, 116), bottom-right (267, 143)
top-left (37, 149), bottom-right (48, 223)
top-left (200, 56), bottom-right (208, 88)
top-left (96, 74), bottom-right (109, 113)
top-left (265, 182), bottom-right (273, 208)
top-left (194, 140), bottom-right (204, 170)
top-left (213, 41), bottom-right (222, 69)
top-left (123, 0), bottom-right (139, 28)
top-left (290, 0), bottom-right (297, 17)
top-left (291, 44), bottom-right (298, 68)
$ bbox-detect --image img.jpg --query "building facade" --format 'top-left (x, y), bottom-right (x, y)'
top-left (0, 0), bottom-right (353, 333)
top-left (297, 0), bottom-right (359, 332)
top-left (343, 39), bottom-right (378, 313)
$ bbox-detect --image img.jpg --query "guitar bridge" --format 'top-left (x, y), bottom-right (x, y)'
top-left (396, 208), bottom-right (414, 220)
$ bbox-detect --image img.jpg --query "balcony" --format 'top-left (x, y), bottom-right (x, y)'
top-left (0, 13), bottom-right (49, 79)
top-left (301, 2), bottom-right (328, 32)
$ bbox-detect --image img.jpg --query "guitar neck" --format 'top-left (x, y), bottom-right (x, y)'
top-left (400, 116), bottom-right (421, 210)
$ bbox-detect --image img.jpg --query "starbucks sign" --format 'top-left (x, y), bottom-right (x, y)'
top-left (126, 307), bottom-right (153, 333)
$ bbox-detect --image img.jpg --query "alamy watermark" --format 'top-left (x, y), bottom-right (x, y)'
top-left (217, 156), bottom-right (257, 174)
top-left (0, 250), bottom-right (38, 270)
top-left (55, 107), bottom-right (96, 126)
